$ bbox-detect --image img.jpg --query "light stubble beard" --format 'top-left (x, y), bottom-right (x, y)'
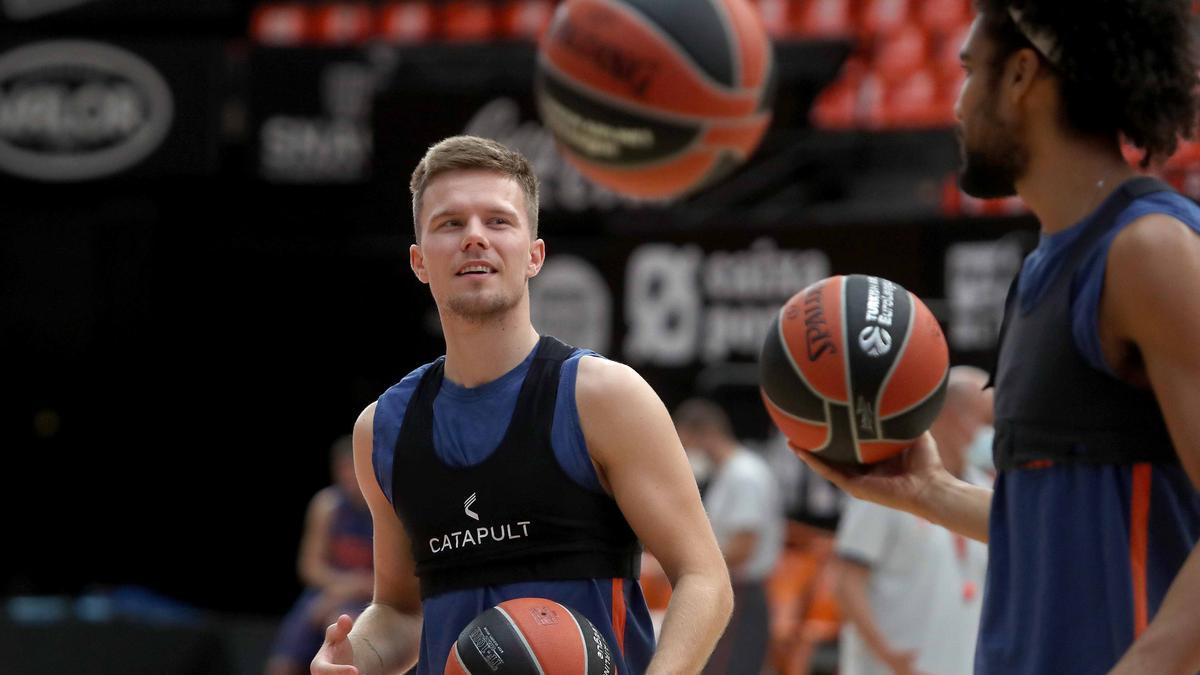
top-left (445, 288), bottom-right (522, 324)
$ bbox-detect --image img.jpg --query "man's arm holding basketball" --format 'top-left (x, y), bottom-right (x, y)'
top-left (794, 434), bottom-right (993, 543)
top-left (576, 357), bottom-right (733, 674)
top-left (312, 403), bottom-right (423, 675)
top-left (1103, 216), bottom-right (1200, 675)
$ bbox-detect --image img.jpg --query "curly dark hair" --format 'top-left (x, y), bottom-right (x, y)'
top-left (974, 0), bottom-right (1200, 166)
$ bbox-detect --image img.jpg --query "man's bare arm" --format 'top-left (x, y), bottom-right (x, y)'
top-left (1102, 215), bottom-right (1200, 674)
top-left (795, 434), bottom-right (992, 543)
top-left (577, 357), bottom-right (733, 674)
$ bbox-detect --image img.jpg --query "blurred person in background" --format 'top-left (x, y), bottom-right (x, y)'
top-left (762, 429), bottom-right (846, 675)
top-left (267, 436), bottom-right (373, 675)
top-left (675, 398), bottom-right (784, 675)
top-left (833, 367), bottom-right (991, 675)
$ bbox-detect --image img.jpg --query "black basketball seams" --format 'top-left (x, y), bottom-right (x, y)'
top-left (823, 401), bottom-right (857, 460)
top-left (869, 288), bottom-right (917, 439)
top-left (843, 275), bottom-right (912, 443)
top-left (616, 0), bottom-right (736, 88)
top-left (494, 606), bottom-right (545, 673)
top-left (839, 277), bottom-right (859, 462)
top-left (457, 608), bottom-right (543, 674)
top-left (567, 606), bottom-right (613, 675)
top-left (760, 312), bottom-right (827, 422)
top-left (879, 369), bottom-right (949, 440)
top-left (451, 644), bottom-right (470, 673)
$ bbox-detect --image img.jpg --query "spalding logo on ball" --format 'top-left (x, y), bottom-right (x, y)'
top-left (446, 597), bottom-right (615, 674)
top-left (535, 0), bottom-right (775, 200)
top-left (760, 275), bottom-right (950, 465)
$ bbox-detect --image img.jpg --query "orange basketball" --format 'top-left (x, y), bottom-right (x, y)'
top-left (760, 275), bottom-right (950, 464)
top-left (445, 597), bottom-right (614, 674)
top-left (535, 0), bottom-right (775, 200)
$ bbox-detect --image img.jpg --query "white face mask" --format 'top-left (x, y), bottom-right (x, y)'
top-left (686, 450), bottom-right (712, 483)
top-left (967, 425), bottom-right (995, 472)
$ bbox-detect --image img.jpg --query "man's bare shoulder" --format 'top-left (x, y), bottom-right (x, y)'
top-left (355, 401), bottom-right (378, 434)
top-left (1111, 211), bottom-right (1199, 269)
top-left (574, 355), bottom-right (649, 406)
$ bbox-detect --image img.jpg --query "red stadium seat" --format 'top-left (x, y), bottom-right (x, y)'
top-left (918, 0), bottom-right (970, 33)
top-left (379, 1), bottom-right (435, 43)
top-left (311, 3), bottom-right (374, 45)
top-left (873, 22), bottom-right (929, 83)
top-left (1164, 139), bottom-right (1200, 170)
top-left (883, 68), bottom-right (940, 128)
top-left (811, 56), bottom-right (867, 128)
top-left (859, 0), bottom-right (910, 36)
top-left (251, 3), bottom-right (310, 46)
top-left (855, 70), bottom-right (887, 129)
top-left (439, 0), bottom-right (496, 42)
top-left (812, 75), bottom-right (859, 129)
top-left (755, 0), bottom-right (796, 39)
top-left (794, 0), bottom-right (854, 38)
top-left (497, 0), bottom-right (555, 40)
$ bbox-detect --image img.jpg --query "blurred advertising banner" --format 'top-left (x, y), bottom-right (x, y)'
top-left (0, 38), bottom-right (223, 181)
top-left (522, 222), bottom-right (1033, 435)
top-left (250, 46), bottom-right (386, 183)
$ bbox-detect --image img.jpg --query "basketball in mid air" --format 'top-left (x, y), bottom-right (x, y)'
top-left (534, 0), bottom-right (775, 200)
top-left (760, 274), bottom-right (950, 465)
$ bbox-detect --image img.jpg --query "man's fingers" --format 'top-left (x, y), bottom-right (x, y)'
top-left (789, 445), bottom-right (851, 486)
top-left (325, 617), bottom-right (349, 643)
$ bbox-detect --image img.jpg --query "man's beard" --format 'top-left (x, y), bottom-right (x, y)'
top-left (446, 288), bottom-right (521, 323)
top-left (958, 108), bottom-right (1027, 199)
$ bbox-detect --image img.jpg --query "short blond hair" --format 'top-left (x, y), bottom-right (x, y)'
top-left (409, 135), bottom-right (540, 242)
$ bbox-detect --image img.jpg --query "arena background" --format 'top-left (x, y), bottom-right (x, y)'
top-left (2, 1), bottom-right (1198, 672)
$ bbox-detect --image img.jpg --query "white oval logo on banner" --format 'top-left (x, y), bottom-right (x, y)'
top-left (530, 255), bottom-right (612, 354)
top-left (0, 40), bottom-right (174, 181)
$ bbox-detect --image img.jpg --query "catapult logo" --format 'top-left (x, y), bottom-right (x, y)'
top-left (429, 493), bottom-right (533, 554)
top-left (463, 493), bottom-right (479, 521)
top-left (0, 40), bottom-right (174, 181)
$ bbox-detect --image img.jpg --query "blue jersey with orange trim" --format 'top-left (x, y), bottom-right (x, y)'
top-left (372, 346), bottom-right (655, 674)
top-left (976, 190), bottom-right (1200, 674)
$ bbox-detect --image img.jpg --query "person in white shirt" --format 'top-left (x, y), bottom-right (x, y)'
top-left (675, 398), bottom-right (785, 675)
top-left (835, 367), bottom-right (992, 675)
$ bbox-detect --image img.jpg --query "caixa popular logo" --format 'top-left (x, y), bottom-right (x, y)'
top-left (0, 40), bottom-right (174, 181)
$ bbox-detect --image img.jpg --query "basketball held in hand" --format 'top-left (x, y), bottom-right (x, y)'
top-left (534, 0), bottom-right (775, 200)
top-left (446, 597), bottom-right (615, 674)
top-left (760, 275), bottom-right (950, 465)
